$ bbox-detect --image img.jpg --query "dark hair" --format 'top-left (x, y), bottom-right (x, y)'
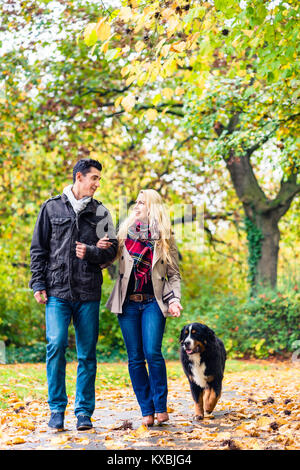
top-left (72, 159), bottom-right (102, 183)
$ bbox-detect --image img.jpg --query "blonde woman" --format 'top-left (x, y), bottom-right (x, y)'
top-left (100, 190), bottom-right (182, 426)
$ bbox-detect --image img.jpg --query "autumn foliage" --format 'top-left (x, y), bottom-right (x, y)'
top-left (0, 360), bottom-right (299, 450)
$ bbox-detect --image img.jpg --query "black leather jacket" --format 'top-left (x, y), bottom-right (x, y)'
top-left (29, 193), bottom-right (118, 301)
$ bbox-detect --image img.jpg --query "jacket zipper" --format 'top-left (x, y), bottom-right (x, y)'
top-left (68, 218), bottom-right (77, 301)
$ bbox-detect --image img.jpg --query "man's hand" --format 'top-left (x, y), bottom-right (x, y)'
top-left (168, 301), bottom-right (183, 317)
top-left (76, 241), bottom-right (87, 259)
top-left (34, 290), bottom-right (48, 304)
top-left (96, 235), bottom-right (113, 250)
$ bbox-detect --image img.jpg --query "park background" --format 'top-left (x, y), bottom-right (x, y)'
top-left (0, 0), bottom-right (299, 365)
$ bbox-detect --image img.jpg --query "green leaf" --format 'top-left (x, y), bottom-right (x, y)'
top-left (104, 48), bottom-right (120, 62)
top-left (84, 24), bottom-right (97, 47)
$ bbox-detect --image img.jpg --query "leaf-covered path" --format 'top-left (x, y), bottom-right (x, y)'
top-left (0, 360), bottom-right (299, 451)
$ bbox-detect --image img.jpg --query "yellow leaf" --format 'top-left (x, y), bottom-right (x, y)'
top-left (156, 38), bottom-right (166, 56)
top-left (119, 6), bottom-right (132, 22)
top-left (187, 32), bottom-right (201, 48)
top-left (114, 96), bottom-right (123, 108)
top-left (100, 41), bottom-right (109, 54)
top-left (157, 438), bottom-right (176, 447)
top-left (171, 41), bottom-right (186, 53)
top-left (162, 87), bottom-right (173, 100)
top-left (175, 87), bottom-right (185, 96)
top-left (12, 401), bottom-right (25, 408)
top-left (128, 424), bottom-right (150, 439)
top-left (121, 65), bottom-right (130, 77)
top-left (122, 95), bottom-right (136, 112)
top-left (216, 431), bottom-right (231, 440)
top-left (105, 440), bottom-right (125, 449)
top-left (76, 438), bottom-right (90, 445)
top-left (135, 41), bottom-right (145, 53)
top-left (134, 424), bottom-right (150, 436)
top-left (167, 15), bottom-right (179, 36)
top-left (84, 23), bottom-right (97, 46)
top-left (50, 435), bottom-right (71, 446)
top-left (161, 8), bottom-right (174, 19)
top-left (162, 58), bottom-right (177, 77)
top-left (256, 416), bottom-right (272, 430)
top-left (276, 418), bottom-right (288, 426)
top-left (96, 21), bottom-right (111, 41)
top-left (242, 29), bottom-right (254, 37)
top-left (125, 75), bottom-right (137, 86)
top-left (122, 45), bottom-right (130, 55)
top-left (7, 436), bottom-right (26, 445)
top-left (146, 108), bottom-right (158, 121)
top-left (244, 438), bottom-right (263, 450)
top-left (161, 44), bottom-right (171, 57)
top-left (16, 419), bottom-right (35, 431)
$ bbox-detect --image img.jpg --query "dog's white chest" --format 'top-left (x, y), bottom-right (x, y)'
top-left (190, 355), bottom-right (207, 388)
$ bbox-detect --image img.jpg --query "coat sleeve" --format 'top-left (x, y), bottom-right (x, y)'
top-left (29, 202), bottom-right (51, 293)
top-left (162, 238), bottom-right (181, 305)
top-left (84, 239), bottom-right (118, 265)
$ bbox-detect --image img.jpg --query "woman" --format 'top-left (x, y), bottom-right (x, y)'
top-left (99, 189), bottom-right (182, 426)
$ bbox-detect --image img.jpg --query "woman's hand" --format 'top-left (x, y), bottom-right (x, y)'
top-left (168, 300), bottom-right (183, 317)
top-left (96, 235), bottom-right (113, 250)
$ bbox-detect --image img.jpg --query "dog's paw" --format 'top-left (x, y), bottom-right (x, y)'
top-left (194, 414), bottom-right (204, 421)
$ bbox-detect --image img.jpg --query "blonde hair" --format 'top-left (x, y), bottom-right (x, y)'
top-left (117, 189), bottom-right (174, 265)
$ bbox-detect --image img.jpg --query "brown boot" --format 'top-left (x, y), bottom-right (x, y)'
top-left (157, 412), bottom-right (169, 424)
top-left (142, 415), bottom-right (154, 427)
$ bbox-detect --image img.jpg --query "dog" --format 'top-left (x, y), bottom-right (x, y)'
top-left (180, 323), bottom-right (226, 420)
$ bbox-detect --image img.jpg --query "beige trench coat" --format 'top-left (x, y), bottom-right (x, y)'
top-left (105, 241), bottom-right (181, 317)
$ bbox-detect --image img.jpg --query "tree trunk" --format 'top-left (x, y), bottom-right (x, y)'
top-left (223, 151), bottom-right (299, 291)
top-left (254, 212), bottom-right (280, 290)
top-left (212, 113), bottom-right (300, 292)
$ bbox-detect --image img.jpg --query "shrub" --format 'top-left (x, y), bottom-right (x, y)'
top-left (162, 288), bottom-right (300, 359)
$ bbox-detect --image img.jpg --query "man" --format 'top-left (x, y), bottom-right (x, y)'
top-left (29, 159), bottom-right (118, 431)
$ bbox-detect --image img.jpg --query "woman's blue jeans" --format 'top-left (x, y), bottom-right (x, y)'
top-left (118, 298), bottom-right (168, 417)
top-left (45, 296), bottom-right (100, 417)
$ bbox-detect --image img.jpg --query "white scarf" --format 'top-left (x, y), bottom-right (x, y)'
top-left (63, 184), bottom-right (91, 214)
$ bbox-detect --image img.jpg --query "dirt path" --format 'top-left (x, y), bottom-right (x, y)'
top-left (1, 360), bottom-right (299, 451)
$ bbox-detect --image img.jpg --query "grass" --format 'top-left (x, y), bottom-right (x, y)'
top-left (0, 359), bottom-right (274, 409)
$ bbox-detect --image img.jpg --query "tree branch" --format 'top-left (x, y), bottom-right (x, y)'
top-left (78, 84), bottom-right (132, 98)
top-left (246, 112), bottom-right (300, 158)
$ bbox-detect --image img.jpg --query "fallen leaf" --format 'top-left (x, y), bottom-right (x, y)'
top-left (6, 436), bottom-right (26, 445)
top-left (50, 435), bottom-right (71, 446)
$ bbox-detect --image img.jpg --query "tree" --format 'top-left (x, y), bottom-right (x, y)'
top-left (0, 0), bottom-right (240, 242)
top-left (83, 0), bottom-right (300, 290)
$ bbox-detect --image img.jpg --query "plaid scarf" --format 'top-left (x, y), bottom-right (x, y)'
top-left (125, 221), bottom-right (155, 293)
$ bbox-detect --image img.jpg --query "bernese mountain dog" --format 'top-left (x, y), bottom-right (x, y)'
top-left (180, 322), bottom-right (226, 420)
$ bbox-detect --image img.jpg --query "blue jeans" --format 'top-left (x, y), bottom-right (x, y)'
top-left (45, 296), bottom-right (100, 417)
top-left (118, 298), bottom-right (167, 417)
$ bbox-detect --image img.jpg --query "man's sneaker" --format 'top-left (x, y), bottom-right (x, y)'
top-left (76, 415), bottom-right (92, 431)
top-left (48, 412), bottom-right (64, 431)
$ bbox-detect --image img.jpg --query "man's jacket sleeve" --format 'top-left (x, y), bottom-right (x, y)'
top-left (29, 203), bottom-right (50, 293)
top-left (84, 240), bottom-right (118, 265)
